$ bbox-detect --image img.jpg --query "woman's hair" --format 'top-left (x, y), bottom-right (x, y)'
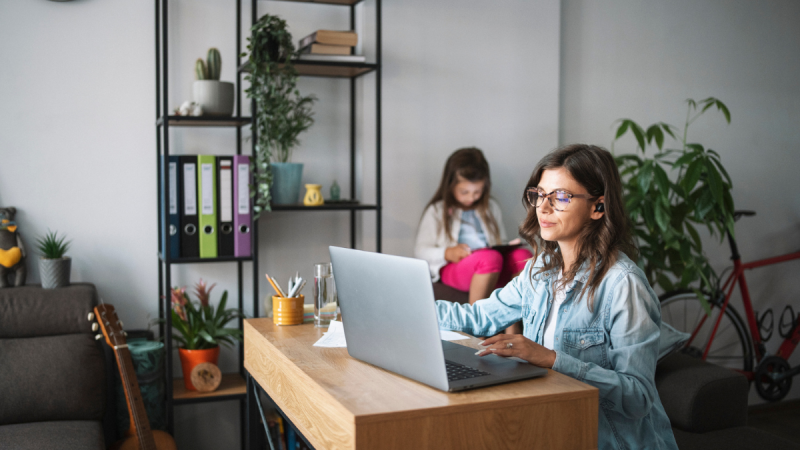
top-left (425, 147), bottom-right (501, 243)
top-left (518, 144), bottom-right (637, 310)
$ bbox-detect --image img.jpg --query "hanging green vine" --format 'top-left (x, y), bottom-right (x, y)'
top-left (243, 14), bottom-right (316, 217)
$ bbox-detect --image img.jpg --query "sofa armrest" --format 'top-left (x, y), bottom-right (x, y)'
top-left (655, 352), bottom-right (749, 433)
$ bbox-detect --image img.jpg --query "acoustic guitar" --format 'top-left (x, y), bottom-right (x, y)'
top-left (92, 304), bottom-right (177, 450)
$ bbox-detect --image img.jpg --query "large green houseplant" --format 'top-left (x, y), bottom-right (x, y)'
top-left (243, 14), bottom-right (316, 214)
top-left (612, 97), bottom-right (735, 311)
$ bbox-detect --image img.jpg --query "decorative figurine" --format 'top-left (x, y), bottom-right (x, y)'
top-left (330, 180), bottom-right (341, 201)
top-left (0, 207), bottom-right (27, 288)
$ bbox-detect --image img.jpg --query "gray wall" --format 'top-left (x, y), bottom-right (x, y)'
top-left (1, 0), bottom-right (798, 447)
top-left (560, 0), bottom-right (800, 404)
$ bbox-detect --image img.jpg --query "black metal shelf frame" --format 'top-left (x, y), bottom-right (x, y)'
top-left (155, 1), bottom-right (381, 448)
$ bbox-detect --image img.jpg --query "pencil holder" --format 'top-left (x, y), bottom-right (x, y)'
top-left (272, 295), bottom-right (304, 326)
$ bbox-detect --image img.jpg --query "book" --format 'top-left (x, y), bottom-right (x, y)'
top-left (298, 30), bottom-right (358, 49)
top-left (296, 54), bottom-right (366, 63)
top-left (299, 43), bottom-right (352, 55)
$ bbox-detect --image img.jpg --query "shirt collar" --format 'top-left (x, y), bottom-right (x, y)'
top-left (533, 254), bottom-right (592, 289)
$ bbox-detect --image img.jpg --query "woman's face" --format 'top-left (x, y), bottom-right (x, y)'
top-left (536, 167), bottom-right (602, 249)
top-left (453, 177), bottom-right (485, 209)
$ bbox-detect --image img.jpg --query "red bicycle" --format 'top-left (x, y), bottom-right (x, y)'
top-left (659, 210), bottom-right (800, 401)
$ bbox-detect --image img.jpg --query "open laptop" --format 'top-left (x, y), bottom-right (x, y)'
top-left (329, 246), bottom-right (548, 392)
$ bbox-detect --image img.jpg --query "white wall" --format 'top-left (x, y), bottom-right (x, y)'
top-left (560, 0), bottom-right (800, 403)
top-left (0, 0), bottom-right (559, 448)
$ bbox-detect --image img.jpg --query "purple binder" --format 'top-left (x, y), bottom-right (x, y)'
top-left (233, 155), bottom-right (252, 257)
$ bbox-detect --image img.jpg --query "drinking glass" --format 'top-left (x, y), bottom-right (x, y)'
top-left (314, 263), bottom-right (338, 327)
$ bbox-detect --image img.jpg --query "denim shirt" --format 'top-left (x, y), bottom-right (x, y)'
top-left (436, 252), bottom-right (678, 450)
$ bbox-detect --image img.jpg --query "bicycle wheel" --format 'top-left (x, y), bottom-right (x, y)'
top-left (660, 290), bottom-right (754, 372)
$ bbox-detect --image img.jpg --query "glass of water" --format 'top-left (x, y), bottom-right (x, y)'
top-left (314, 262), bottom-right (338, 328)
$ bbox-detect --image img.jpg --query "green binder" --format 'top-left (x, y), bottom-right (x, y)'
top-left (197, 155), bottom-right (218, 258)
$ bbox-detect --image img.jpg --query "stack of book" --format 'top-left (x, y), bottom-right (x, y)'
top-left (297, 30), bottom-right (365, 63)
top-left (160, 155), bottom-right (252, 260)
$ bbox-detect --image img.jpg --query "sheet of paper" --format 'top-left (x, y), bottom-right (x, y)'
top-left (312, 322), bottom-right (469, 348)
top-left (313, 320), bottom-right (347, 348)
top-left (439, 329), bottom-right (469, 341)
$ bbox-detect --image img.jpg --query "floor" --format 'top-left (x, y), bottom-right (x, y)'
top-left (748, 399), bottom-right (800, 444)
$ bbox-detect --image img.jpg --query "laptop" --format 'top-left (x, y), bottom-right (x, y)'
top-left (329, 246), bottom-right (548, 392)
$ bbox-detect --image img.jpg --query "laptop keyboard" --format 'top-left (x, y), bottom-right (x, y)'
top-left (445, 360), bottom-right (491, 382)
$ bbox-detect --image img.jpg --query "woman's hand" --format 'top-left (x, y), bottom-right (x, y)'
top-left (508, 238), bottom-right (522, 246)
top-left (445, 244), bottom-right (472, 263)
top-left (476, 334), bottom-right (556, 368)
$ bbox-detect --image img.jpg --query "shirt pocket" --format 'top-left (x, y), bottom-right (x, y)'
top-left (562, 327), bottom-right (608, 368)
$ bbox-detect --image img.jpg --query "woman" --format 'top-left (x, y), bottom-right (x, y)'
top-left (436, 144), bottom-right (678, 449)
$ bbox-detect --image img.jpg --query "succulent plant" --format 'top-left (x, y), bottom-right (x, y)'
top-left (206, 48), bottom-right (221, 81)
top-left (195, 58), bottom-right (207, 80)
top-left (36, 230), bottom-right (70, 259)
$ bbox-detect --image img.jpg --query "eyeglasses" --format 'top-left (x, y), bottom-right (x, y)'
top-left (526, 188), bottom-right (596, 212)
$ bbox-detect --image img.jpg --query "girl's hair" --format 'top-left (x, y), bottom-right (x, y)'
top-left (425, 147), bottom-right (501, 243)
top-left (518, 144), bottom-right (637, 310)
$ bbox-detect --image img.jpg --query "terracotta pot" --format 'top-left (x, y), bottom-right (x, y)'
top-left (178, 346), bottom-right (220, 391)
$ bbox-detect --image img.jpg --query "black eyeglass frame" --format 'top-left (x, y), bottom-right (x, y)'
top-left (526, 187), bottom-right (597, 212)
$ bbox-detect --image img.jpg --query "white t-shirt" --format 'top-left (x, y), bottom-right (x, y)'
top-left (542, 272), bottom-right (566, 350)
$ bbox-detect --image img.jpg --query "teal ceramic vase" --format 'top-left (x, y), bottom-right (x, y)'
top-left (271, 162), bottom-right (303, 205)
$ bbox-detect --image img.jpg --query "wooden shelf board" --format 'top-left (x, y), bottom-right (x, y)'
top-left (239, 61), bottom-right (378, 79)
top-left (159, 253), bottom-right (254, 264)
top-left (271, 203), bottom-right (379, 211)
top-left (173, 373), bottom-right (246, 402)
top-left (294, 62), bottom-right (377, 78)
top-left (266, 0), bottom-right (363, 5)
top-left (157, 116), bottom-right (252, 127)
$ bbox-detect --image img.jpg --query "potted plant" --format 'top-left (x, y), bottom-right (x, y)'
top-left (35, 230), bottom-right (71, 289)
top-left (170, 279), bottom-right (244, 390)
top-left (612, 97), bottom-right (734, 312)
top-left (243, 14), bottom-right (316, 212)
top-left (193, 47), bottom-right (234, 117)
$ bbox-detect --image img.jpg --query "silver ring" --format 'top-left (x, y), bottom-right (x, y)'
top-left (506, 342), bottom-right (513, 349)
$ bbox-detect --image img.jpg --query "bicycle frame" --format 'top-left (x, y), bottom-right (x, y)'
top-left (686, 245), bottom-right (800, 378)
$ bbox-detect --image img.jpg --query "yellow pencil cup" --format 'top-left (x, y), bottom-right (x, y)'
top-left (272, 295), bottom-right (305, 326)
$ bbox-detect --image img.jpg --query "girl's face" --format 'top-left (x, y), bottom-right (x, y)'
top-left (453, 177), bottom-right (485, 209)
top-left (536, 168), bottom-right (603, 248)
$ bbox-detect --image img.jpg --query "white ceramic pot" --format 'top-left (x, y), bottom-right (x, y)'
top-left (192, 80), bottom-right (234, 117)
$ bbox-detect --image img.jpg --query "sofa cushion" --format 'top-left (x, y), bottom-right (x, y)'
top-left (0, 283), bottom-right (98, 338)
top-left (0, 333), bottom-right (106, 425)
top-left (672, 426), bottom-right (800, 450)
top-left (655, 352), bottom-right (748, 432)
top-left (0, 420), bottom-right (105, 450)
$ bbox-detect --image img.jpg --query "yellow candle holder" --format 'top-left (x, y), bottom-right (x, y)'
top-left (303, 184), bottom-right (324, 206)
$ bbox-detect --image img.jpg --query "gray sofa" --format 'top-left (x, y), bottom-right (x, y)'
top-left (0, 284), bottom-right (115, 450)
top-left (432, 282), bottom-right (800, 449)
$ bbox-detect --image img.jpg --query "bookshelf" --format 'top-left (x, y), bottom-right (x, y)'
top-left (155, 0), bottom-right (381, 448)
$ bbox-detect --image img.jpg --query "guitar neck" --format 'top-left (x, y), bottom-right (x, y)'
top-left (115, 346), bottom-right (157, 450)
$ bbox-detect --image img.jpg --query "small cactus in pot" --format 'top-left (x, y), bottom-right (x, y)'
top-left (192, 47), bottom-right (233, 116)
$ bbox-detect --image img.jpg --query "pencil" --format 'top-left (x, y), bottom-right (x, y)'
top-left (265, 274), bottom-right (285, 298)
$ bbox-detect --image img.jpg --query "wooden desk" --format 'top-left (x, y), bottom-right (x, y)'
top-left (244, 319), bottom-right (598, 450)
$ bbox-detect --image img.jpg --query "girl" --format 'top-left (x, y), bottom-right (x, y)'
top-left (436, 144), bottom-right (678, 449)
top-left (414, 147), bottom-right (533, 305)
